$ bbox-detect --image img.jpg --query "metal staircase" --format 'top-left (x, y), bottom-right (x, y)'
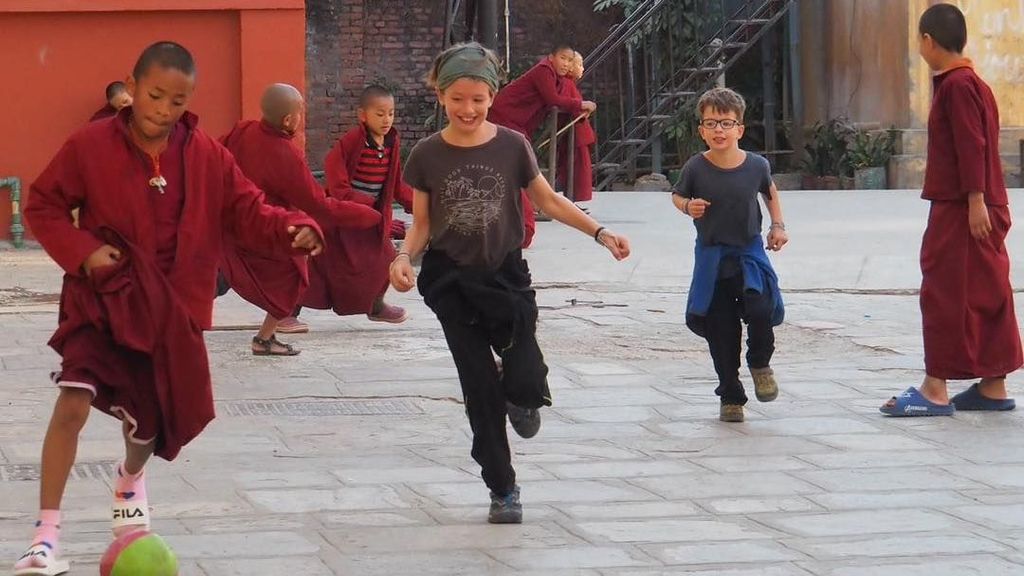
top-left (580, 0), bottom-right (795, 190)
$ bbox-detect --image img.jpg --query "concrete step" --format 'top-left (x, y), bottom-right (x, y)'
top-left (895, 127), bottom-right (1024, 156)
top-left (887, 154), bottom-right (926, 190)
top-left (889, 152), bottom-right (1021, 190)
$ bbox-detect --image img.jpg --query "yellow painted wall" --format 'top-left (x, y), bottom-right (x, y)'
top-left (908, 0), bottom-right (1024, 127)
top-left (807, 0), bottom-right (1024, 128)
top-left (957, 0), bottom-right (1024, 125)
top-left (907, 0), bottom-right (932, 129)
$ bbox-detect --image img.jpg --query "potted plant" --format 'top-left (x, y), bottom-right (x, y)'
top-left (848, 128), bottom-right (896, 189)
top-left (800, 118), bottom-right (854, 190)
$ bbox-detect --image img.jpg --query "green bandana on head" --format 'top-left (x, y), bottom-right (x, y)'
top-left (435, 44), bottom-right (501, 92)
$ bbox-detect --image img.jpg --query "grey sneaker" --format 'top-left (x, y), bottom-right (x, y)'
top-left (488, 485), bottom-right (523, 524)
top-left (506, 402), bottom-right (541, 438)
top-left (750, 367), bottom-right (779, 402)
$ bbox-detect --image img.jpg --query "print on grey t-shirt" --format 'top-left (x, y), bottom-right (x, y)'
top-left (403, 126), bottom-right (541, 269)
top-left (441, 163), bottom-right (507, 235)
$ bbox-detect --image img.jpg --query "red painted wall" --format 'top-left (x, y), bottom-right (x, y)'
top-left (0, 1), bottom-right (305, 242)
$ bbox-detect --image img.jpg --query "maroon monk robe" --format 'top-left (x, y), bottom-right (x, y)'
top-left (53, 230), bottom-right (209, 462)
top-left (919, 63), bottom-right (1023, 379)
top-left (490, 58), bottom-right (581, 247)
top-left (90, 103), bottom-right (119, 122)
top-left (555, 78), bottom-right (596, 203)
top-left (302, 124), bottom-right (410, 315)
top-left (26, 109), bottom-right (319, 460)
top-left (489, 58), bottom-right (583, 136)
top-left (219, 120), bottom-right (381, 319)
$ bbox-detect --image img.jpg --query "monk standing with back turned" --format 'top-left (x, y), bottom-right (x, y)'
top-left (881, 3), bottom-right (1021, 416)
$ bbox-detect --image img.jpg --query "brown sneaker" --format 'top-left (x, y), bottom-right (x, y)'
top-left (720, 404), bottom-right (744, 422)
top-left (750, 367), bottom-right (779, 402)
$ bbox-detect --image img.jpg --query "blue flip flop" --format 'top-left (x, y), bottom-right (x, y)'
top-left (879, 386), bottom-right (956, 417)
top-left (950, 383), bottom-right (1016, 411)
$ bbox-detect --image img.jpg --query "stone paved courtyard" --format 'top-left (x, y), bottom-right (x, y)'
top-left (1, 191), bottom-right (1023, 575)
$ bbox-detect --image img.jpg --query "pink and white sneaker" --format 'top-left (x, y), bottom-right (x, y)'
top-left (13, 542), bottom-right (69, 576)
top-left (367, 303), bottom-right (408, 324)
top-left (112, 467), bottom-right (149, 537)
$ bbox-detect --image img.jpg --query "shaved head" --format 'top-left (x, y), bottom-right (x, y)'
top-left (133, 41), bottom-right (195, 80)
top-left (261, 83), bottom-right (303, 129)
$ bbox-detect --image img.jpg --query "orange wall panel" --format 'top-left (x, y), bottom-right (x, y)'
top-left (0, 1), bottom-right (304, 11)
top-left (240, 9), bottom-right (306, 153)
top-left (0, 5), bottom-right (305, 242)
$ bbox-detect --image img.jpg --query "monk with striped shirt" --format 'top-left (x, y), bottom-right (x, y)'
top-left (290, 85), bottom-right (412, 327)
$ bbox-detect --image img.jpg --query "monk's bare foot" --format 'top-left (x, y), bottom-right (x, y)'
top-left (978, 377), bottom-right (1010, 399)
top-left (919, 376), bottom-right (950, 405)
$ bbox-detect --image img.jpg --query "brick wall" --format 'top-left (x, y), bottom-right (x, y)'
top-left (305, 0), bottom-right (619, 170)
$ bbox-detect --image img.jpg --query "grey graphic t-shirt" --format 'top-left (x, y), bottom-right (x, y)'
top-left (404, 126), bottom-right (540, 268)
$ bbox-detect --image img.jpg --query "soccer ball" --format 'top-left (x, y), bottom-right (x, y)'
top-left (100, 530), bottom-right (178, 576)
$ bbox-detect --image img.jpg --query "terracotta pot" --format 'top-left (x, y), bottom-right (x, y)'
top-left (820, 176), bottom-right (842, 190)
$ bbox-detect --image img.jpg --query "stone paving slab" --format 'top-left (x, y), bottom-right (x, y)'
top-left (782, 533), bottom-right (1010, 561)
top-left (609, 566), bottom-right (815, 576)
top-left (641, 540), bottom-right (809, 565)
top-left (1, 192), bottom-right (1023, 574)
top-left (798, 555), bottom-right (1024, 576)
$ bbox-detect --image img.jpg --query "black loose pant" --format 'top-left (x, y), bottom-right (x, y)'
top-left (702, 274), bottom-right (775, 405)
top-left (420, 249), bottom-right (551, 497)
top-left (438, 312), bottom-right (549, 496)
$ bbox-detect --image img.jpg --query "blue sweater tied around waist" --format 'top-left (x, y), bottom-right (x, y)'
top-left (685, 235), bottom-right (784, 337)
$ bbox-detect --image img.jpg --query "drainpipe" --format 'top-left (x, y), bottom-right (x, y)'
top-left (0, 177), bottom-right (24, 248)
top-left (787, 0), bottom-right (804, 161)
top-left (477, 0), bottom-right (499, 50)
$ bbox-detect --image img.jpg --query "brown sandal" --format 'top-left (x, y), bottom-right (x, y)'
top-left (252, 335), bottom-right (300, 356)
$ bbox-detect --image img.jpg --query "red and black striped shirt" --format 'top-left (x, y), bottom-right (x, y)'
top-left (351, 133), bottom-right (393, 199)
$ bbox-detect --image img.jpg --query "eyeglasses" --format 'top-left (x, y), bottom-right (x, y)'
top-left (699, 119), bottom-right (741, 130)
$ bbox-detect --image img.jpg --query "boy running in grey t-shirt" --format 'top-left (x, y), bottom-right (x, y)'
top-left (672, 87), bottom-right (789, 423)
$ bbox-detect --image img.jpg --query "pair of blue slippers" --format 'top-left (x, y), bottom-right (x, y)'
top-left (880, 383), bottom-right (1016, 416)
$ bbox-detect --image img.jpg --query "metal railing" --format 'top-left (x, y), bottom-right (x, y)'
top-left (432, 0), bottom-right (793, 194)
top-left (575, 0), bottom-right (794, 190)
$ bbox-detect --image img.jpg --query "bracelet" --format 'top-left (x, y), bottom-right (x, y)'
top-left (682, 198), bottom-right (690, 215)
top-left (769, 222), bottom-right (786, 231)
top-left (593, 226), bottom-right (606, 243)
top-left (391, 252), bottom-right (410, 266)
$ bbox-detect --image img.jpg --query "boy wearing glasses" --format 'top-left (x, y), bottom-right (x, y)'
top-left (672, 87), bottom-right (788, 423)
